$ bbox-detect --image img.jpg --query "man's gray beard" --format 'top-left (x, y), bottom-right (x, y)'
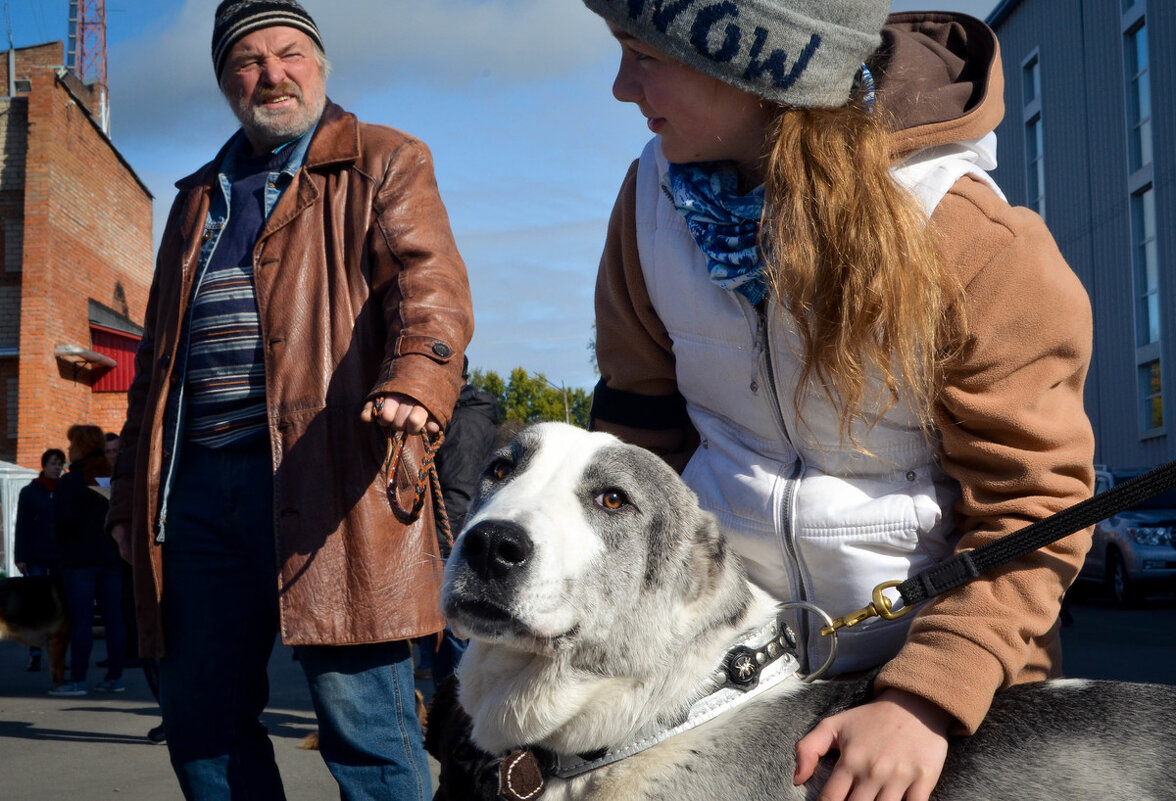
top-left (234, 92), bottom-right (326, 151)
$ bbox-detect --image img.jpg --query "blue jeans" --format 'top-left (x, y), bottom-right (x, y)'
top-left (61, 564), bottom-right (126, 684)
top-left (159, 440), bottom-right (430, 801)
top-left (297, 642), bottom-right (431, 801)
top-left (415, 628), bottom-right (468, 685)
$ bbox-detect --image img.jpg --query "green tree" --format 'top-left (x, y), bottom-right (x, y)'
top-left (470, 367), bottom-right (593, 428)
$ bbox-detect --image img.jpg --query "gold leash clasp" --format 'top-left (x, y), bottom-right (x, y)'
top-left (820, 580), bottom-right (910, 637)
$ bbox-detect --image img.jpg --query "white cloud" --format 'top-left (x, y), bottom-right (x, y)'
top-left (321, 0), bottom-right (612, 84)
top-left (108, 0), bottom-right (615, 145)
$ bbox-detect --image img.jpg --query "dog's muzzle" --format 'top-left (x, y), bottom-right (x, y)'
top-left (458, 520), bottom-right (534, 582)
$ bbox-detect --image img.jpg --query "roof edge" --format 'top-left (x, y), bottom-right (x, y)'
top-left (987, 0), bottom-right (1023, 27)
top-left (53, 68), bottom-right (154, 200)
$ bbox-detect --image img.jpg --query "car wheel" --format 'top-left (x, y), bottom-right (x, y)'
top-left (1107, 550), bottom-right (1141, 607)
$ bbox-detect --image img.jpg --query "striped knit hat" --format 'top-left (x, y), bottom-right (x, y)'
top-left (583, 0), bottom-right (889, 107)
top-left (212, 0), bottom-right (324, 77)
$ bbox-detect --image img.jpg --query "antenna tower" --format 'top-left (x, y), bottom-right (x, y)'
top-left (67, 0), bottom-right (108, 131)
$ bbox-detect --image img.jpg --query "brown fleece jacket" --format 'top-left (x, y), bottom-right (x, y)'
top-left (591, 13), bottom-right (1095, 735)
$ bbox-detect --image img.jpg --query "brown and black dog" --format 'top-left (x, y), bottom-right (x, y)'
top-left (0, 575), bottom-right (70, 686)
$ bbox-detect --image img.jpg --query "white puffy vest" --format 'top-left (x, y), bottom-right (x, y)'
top-left (634, 135), bottom-right (1004, 673)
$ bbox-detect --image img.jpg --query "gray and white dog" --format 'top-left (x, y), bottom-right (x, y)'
top-left (441, 423), bottom-right (1176, 800)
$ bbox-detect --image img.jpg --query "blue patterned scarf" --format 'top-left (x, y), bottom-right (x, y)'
top-left (668, 161), bottom-right (767, 306)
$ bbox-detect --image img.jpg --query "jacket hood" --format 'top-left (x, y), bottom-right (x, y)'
top-left (873, 12), bottom-right (1004, 159)
top-left (458, 383), bottom-right (501, 426)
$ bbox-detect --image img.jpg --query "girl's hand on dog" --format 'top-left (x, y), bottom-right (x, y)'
top-left (361, 393), bottom-right (439, 435)
top-left (793, 688), bottom-right (951, 801)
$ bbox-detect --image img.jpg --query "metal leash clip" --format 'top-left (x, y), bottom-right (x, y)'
top-left (820, 580), bottom-right (911, 637)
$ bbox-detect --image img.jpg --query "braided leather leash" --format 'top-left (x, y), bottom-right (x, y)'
top-left (385, 428), bottom-right (454, 557)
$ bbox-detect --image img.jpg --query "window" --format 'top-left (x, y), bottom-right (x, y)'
top-left (1141, 361), bottom-right (1163, 432)
top-left (1125, 21), bottom-right (1153, 172)
top-left (1131, 188), bottom-right (1161, 345)
top-left (1026, 117), bottom-right (1045, 218)
top-left (1022, 54), bottom-right (1040, 104)
top-left (1123, 6), bottom-right (1164, 437)
top-left (1022, 54), bottom-right (1045, 218)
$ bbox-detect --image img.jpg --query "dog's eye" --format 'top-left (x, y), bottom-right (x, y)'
top-left (487, 459), bottom-right (513, 481)
top-left (595, 489), bottom-right (629, 511)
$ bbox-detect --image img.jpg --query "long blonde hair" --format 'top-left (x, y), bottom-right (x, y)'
top-left (759, 99), bottom-right (966, 447)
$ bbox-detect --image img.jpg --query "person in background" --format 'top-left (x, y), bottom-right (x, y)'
top-left (103, 433), bottom-right (141, 661)
top-left (420, 356), bottom-right (500, 684)
top-left (101, 432), bottom-right (138, 666)
top-left (105, 431), bottom-right (165, 745)
top-left (104, 432), bottom-right (119, 465)
top-left (50, 425), bottom-right (126, 697)
top-left (583, 3), bottom-right (1095, 800)
top-left (14, 447), bottom-right (66, 672)
top-left (106, 2), bottom-right (473, 798)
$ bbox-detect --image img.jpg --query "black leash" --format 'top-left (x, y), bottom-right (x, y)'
top-left (823, 459), bottom-right (1176, 634)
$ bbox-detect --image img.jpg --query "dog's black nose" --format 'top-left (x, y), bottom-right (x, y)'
top-left (460, 520), bottom-right (533, 580)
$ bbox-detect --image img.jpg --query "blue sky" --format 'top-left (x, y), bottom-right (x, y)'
top-left (5, 0), bottom-right (998, 392)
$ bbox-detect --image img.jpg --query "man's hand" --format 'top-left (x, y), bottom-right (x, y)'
top-left (110, 522), bottom-right (132, 565)
top-left (794, 688), bottom-right (952, 801)
top-left (361, 392), bottom-right (440, 435)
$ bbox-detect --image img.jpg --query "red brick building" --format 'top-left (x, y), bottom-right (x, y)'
top-left (0, 42), bottom-right (153, 468)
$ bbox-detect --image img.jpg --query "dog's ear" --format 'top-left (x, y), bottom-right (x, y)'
top-left (685, 509), bottom-right (743, 598)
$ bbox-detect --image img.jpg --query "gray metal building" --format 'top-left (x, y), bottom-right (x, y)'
top-left (985, 0), bottom-right (1174, 468)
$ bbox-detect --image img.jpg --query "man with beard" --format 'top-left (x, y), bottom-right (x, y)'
top-left (106, 2), bottom-right (473, 798)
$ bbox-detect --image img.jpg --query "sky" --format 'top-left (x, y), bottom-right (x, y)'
top-left (4, 0), bottom-right (999, 393)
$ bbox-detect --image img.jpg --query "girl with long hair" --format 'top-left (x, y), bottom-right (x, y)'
top-left (585, 3), bottom-right (1094, 800)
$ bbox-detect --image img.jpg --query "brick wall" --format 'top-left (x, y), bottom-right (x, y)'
top-left (0, 43), bottom-right (153, 467)
top-left (0, 91), bottom-right (27, 461)
top-left (0, 98), bottom-right (28, 194)
top-left (0, 42), bottom-right (65, 97)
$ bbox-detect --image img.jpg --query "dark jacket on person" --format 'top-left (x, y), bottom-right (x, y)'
top-left (107, 101), bottom-right (475, 657)
top-left (436, 383), bottom-right (501, 535)
top-left (14, 476), bottom-right (62, 566)
top-left (55, 458), bottom-right (118, 570)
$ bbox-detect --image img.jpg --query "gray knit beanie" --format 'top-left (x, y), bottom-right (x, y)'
top-left (583, 0), bottom-right (890, 107)
top-left (212, 0), bottom-right (324, 77)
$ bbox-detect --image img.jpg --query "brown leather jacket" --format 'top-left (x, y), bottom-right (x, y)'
top-left (108, 101), bottom-right (474, 657)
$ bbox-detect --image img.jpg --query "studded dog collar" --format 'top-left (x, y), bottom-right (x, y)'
top-left (497, 612), bottom-right (803, 799)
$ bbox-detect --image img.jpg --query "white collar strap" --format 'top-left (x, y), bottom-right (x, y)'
top-left (544, 612), bottom-right (802, 780)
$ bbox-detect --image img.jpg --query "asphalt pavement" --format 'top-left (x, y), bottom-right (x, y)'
top-left (0, 593), bottom-right (1173, 799)
top-left (0, 634), bottom-right (440, 800)
top-left (1056, 590), bottom-right (1176, 684)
